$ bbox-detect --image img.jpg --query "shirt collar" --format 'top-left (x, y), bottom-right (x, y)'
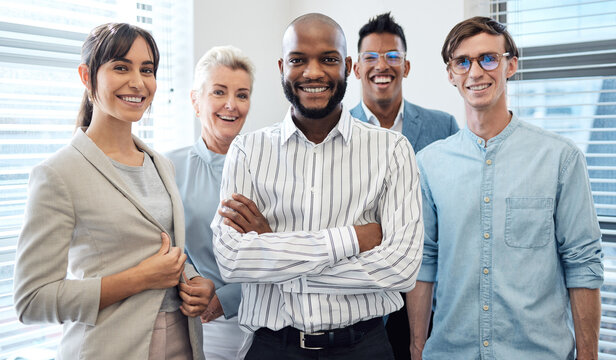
top-left (280, 106), bottom-right (353, 146)
top-left (361, 99), bottom-right (405, 129)
top-left (193, 137), bottom-right (226, 166)
top-left (463, 112), bottom-right (520, 148)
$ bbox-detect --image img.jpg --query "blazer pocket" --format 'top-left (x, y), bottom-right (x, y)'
top-left (504, 197), bottom-right (554, 248)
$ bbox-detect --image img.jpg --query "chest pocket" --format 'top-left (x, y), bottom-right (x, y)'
top-left (504, 197), bottom-right (554, 248)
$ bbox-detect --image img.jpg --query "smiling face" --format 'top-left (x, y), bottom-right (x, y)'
top-left (448, 32), bottom-right (517, 113)
top-left (353, 32), bottom-right (409, 109)
top-left (193, 65), bottom-right (251, 153)
top-left (278, 20), bottom-right (351, 119)
top-left (89, 36), bottom-right (156, 124)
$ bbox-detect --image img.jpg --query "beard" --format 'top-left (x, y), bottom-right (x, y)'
top-left (282, 75), bottom-right (348, 119)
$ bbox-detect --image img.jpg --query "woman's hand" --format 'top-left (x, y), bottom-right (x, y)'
top-left (179, 274), bottom-right (215, 318)
top-left (136, 232), bottom-right (186, 290)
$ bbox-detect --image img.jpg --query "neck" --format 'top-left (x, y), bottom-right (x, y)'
top-left (364, 97), bottom-right (401, 129)
top-left (85, 110), bottom-right (142, 164)
top-left (201, 132), bottom-right (231, 155)
top-left (292, 105), bottom-right (342, 144)
top-left (465, 104), bottom-right (512, 142)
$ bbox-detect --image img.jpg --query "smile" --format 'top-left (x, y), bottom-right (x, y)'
top-left (217, 114), bottom-right (238, 122)
top-left (119, 95), bottom-right (145, 103)
top-left (467, 84), bottom-right (491, 91)
top-left (371, 75), bottom-right (393, 84)
top-left (299, 86), bottom-right (328, 93)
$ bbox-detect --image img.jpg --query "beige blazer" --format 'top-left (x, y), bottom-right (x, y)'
top-left (13, 129), bottom-right (205, 360)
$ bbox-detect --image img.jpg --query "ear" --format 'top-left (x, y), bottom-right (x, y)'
top-left (78, 64), bottom-right (91, 89)
top-left (190, 90), bottom-right (199, 113)
top-left (278, 58), bottom-right (284, 75)
top-left (447, 69), bottom-right (456, 86)
top-left (353, 61), bottom-right (361, 79)
top-left (506, 56), bottom-right (518, 79)
top-left (403, 59), bottom-right (410, 78)
top-left (344, 56), bottom-right (353, 77)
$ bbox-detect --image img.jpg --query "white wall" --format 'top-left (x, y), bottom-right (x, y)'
top-left (191, 0), bottom-right (467, 142)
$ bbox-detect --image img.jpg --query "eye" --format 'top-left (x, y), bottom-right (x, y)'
top-left (361, 52), bottom-right (379, 62)
top-left (481, 54), bottom-right (497, 63)
top-left (141, 67), bottom-right (154, 75)
top-left (386, 52), bottom-right (402, 61)
top-left (323, 57), bottom-right (340, 64)
top-left (237, 93), bottom-right (249, 100)
top-left (113, 65), bottom-right (128, 71)
top-left (213, 89), bottom-right (225, 96)
top-left (454, 57), bottom-right (469, 67)
top-left (288, 58), bottom-right (304, 65)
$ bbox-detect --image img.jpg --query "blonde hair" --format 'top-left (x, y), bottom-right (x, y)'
top-left (192, 45), bottom-right (255, 95)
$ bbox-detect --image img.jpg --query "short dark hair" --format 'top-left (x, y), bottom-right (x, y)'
top-left (441, 16), bottom-right (519, 64)
top-left (357, 12), bottom-right (407, 52)
top-left (77, 23), bottom-right (159, 128)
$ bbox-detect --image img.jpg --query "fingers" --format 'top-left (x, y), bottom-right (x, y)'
top-left (158, 232), bottom-right (171, 255)
top-left (219, 206), bottom-right (250, 232)
top-left (219, 211), bottom-right (247, 233)
top-left (231, 193), bottom-right (260, 215)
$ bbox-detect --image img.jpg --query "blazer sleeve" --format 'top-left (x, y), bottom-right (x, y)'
top-left (13, 163), bottom-right (101, 326)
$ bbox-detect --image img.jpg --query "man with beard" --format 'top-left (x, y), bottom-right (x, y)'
top-left (211, 13), bottom-right (423, 360)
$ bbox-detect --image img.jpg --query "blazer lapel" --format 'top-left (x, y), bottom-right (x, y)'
top-left (402, 100), bottom-right (422, 148)
top-left (70, 129), bottom-right (167, 233)
top-left (135, 136), bottom-right (186, 250)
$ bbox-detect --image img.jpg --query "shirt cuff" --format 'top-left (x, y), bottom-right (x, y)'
top-left (417, 262), bottom-right (437, 283)
top-left (324, 226), bottom-right (359, 265)
top-left (565, 263), bottom-right (604, 289)
top-left (184, 263), bottom-right (200, 280)
top-left (216, 283), bottom-right (242, 319)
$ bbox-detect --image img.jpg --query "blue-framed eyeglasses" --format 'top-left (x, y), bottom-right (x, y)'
top-left (448, 52), bottom-right (510, 74)
top-left (359, 51), bottom-right (406, 66)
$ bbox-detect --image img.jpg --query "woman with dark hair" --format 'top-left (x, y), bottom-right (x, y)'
top-left (13, 23), bottom-right (210, 359)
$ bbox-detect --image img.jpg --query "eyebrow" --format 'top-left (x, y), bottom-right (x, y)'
top-left (111, 57), bottom-right (155, 66)
top-left (213, 84), bottom-right (251, 92)
top-left (287, 50), bottom-right (342, 57)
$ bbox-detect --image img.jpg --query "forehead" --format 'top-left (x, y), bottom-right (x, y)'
top-left (359, 33), bottom-right (404, 52)
top-left (123, 36), bottom-right (154, 61)
top-left (452, 32), bottom-right (506, 57)
top-left (282, 21), bottom-right (345, 56)
top-left (206, 66), bottom-right (251, 88)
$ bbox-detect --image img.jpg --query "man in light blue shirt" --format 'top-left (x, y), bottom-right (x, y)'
top-left (407, 17), bottom-right (603, 360)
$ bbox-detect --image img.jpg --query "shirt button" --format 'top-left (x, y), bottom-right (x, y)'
top-left (484, 233), bottom-right (490, 239)
top-left (483, 305), bottom-right (489, 311)
top-left (483, 340), bottom-right (489, 347)
top-left (477, 139), bottom-right (483, 145)
top-left (483, 268), bottom-right (489, 274)
top-left (484, 197), bottom-right (490, 203)
top-left (486, 159), bottom-right (492, 165)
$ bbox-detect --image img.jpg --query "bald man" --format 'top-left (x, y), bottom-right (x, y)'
top-left (212, 13), bottom-right (424, 359)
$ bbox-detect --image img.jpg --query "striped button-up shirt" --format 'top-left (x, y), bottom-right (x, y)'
top-left (212, 108), bottom-right (423, 333)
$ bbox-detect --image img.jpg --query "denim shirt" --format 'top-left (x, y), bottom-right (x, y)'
top-left (416, 114), bottom-right (603, 360)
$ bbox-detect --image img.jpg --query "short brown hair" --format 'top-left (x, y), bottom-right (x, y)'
top-left (441, 16), bottom-right (519, 64)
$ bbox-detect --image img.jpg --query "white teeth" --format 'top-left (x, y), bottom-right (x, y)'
top-left (469, 84), bottom-right (490, 91)
top-left (121, 96), bottom-right (143, 103)
top-left (373, 76), bottom-right (392, 84)
top-left (302, 87), bottom-right (327, 93)
top-left (218, 115), bottom-right (237, 121)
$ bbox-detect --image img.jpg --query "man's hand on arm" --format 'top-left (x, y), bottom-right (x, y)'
top-left (407, 281), bottom-right (434, 360)
top-left (569, 287), bottom-right (601, 360)
top-left (218, 193), bottom-right (272, 234)
top-left (354, 223), bottom-right (382, 252)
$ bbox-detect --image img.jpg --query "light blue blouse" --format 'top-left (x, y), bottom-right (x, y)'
top-left (167, 139), bottom-right (241, 318)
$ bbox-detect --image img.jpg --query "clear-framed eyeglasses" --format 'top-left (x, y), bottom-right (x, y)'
top-left (359, 51), bottom-right (406, 66)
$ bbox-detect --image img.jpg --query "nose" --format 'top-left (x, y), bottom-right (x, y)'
top-left (224, 95), bottom-right (236, 110)
top-left (128, 70), bottom-right (145, 89)
top-left (303, 59), bottom-right (325, 80)
top-left (468, 59), bottom-right (484, 78)
top-left (375, 54), bottom-right (389, 71)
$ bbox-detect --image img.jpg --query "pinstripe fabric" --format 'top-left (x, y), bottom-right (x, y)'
top-left (212, 108), bottom-right (423, 333)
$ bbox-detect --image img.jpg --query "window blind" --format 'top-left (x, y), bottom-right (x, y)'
top-left (0, 0), bottom-right (191, 357)
top-left (490, 1), bottom-right (616, 358)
